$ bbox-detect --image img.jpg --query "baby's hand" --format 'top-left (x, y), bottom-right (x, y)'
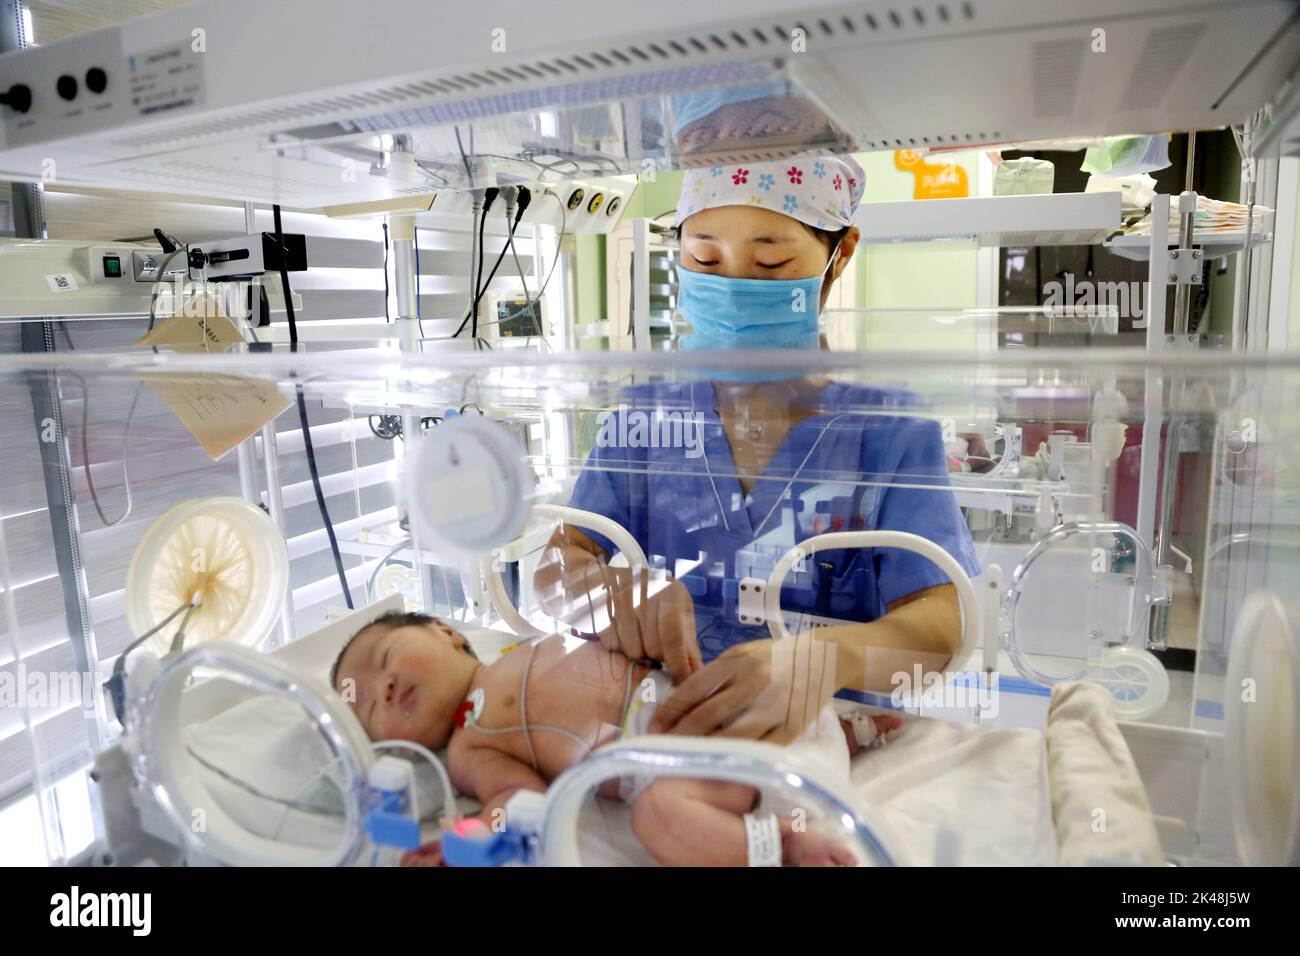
top-left (400, 839), bottom-right (446, 867)
top-left (842, 711), bottom-right (903, 752)
top-left (871, 713), bottom-right (903, 736)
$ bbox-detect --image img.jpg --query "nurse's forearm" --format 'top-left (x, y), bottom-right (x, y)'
top-left (814, 584), bottom-right (962, 694)
top-left (532, 527), bottom-right (618, 626)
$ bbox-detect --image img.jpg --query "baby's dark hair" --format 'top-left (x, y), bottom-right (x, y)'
top-left (330, 609), bottom-right (440, 690)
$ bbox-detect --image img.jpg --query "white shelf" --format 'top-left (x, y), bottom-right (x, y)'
top-left (0, 1), bottom-right (1295, 207)
top-left (1104, 230), bottom-right (1273, 262)
top-left (854, 193), bottom-right (1122, 248)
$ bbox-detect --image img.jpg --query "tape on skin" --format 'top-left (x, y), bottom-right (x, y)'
top-left (744, 812), bottom-right (782, 867)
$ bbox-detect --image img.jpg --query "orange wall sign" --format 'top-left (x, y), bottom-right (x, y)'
top-left (894, 149), bottom-right (969, 199)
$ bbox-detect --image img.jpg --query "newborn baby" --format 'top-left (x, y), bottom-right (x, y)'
top-left (331, 610), bottom-right (898, 867)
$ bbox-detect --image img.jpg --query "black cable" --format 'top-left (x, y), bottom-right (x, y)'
top-left (450, 189), bottom-right (497, 340)
top-left (454, 188), bottom-right (524, 340)
top-left (472, 206), bottom-right (521, 332)
top-left (273, 203), bottom-right (353, 609)
top-left (296, 387), bottom-right (353, 610)
top-left (382, 221), bottom-right (390, 324)
top-left (414, 225), bottom-right (425, 340)
top-left (471, 189), bottom-right (497, 338)
top-left (507, 227), bottom-right (544, 340)
top-left (272, 204), bottom-right (298, 347)
top-left (493, 189), bottom-right (566, 328)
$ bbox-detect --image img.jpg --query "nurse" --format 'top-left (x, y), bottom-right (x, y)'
top-left (533, 152), bottom-right (980, 741)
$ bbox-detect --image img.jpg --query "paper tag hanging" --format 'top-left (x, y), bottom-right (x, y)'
top-left (140, 372), bottom-right (291, 461)
top-left (133, 304), bottom-right (244, 353)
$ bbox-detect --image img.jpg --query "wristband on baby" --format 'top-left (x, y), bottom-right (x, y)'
top-left (743, 812), bottom-right (782, 867)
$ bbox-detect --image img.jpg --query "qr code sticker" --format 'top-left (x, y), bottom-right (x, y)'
top-left (46, 273), bottom-right (79, 292)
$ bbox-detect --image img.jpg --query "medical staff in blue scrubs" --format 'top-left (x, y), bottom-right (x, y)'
top-left (533, 152), bottom-right (980, 742)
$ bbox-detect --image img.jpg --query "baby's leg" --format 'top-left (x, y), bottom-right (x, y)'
top-left (630, 779), bottom-right (856, 866)
top-left (630, 779), bottom-right (759, 867)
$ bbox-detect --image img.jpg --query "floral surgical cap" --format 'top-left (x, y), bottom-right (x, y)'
top-left (675, 153), bottom-right (867, 232)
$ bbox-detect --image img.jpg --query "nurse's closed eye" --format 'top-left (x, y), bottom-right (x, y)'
top-left (759, 260), bottom-right (793, 270)
top-left (692, 256), bottom-right (718, 267)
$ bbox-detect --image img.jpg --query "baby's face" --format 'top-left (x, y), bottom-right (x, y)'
top-left (334, 621), bottom-right (476, 749)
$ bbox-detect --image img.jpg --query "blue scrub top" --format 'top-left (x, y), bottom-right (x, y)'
top-left (567, 380), bottom-right (981, 661)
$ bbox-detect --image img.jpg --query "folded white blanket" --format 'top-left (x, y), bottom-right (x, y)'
top-left (1044, 681), bottom-right (1163, 865)
top-left (849, 710), bottom-right (1058, 866)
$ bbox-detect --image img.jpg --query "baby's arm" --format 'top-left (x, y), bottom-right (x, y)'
top-left (457, 745), bottom-right (548, 830)
top-left (401, 748), bottom-right (546, 868)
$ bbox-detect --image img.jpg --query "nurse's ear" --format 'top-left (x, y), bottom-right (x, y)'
top-left (819, 226), bottom-right (859, 315)
top-left (830, 226), bottom-right (860, 283)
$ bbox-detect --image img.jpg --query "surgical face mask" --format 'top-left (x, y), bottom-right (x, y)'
top-left (676, 243), bottom-right (840, 353)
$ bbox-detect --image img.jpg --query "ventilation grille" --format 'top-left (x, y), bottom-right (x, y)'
top-left (109, 3), bottom-right (980, 150)
top-left (856, 130), bottom-right (1002, 150)
top-left (1121, 23), bottom-right (1207, 107)
top-left (111, 160), bottom-right (354, 199)
top-left (675, 126), bottom-right (1000, 167)
top-left (1032, 39), bottom-right (1084, 118)
top-left (677, 146), bottom-right (846, 168)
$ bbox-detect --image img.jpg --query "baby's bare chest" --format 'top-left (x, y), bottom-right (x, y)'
top-left (451, 643), bottom-right (640, 779)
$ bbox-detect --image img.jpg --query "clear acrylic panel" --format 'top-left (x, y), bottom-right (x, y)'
top-left (1, 344), bottom-right (1296, 866)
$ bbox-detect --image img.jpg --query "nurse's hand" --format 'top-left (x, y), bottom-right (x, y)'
top-left (648, 633), bottom-right (839, 744)
top-left (596, 569), bottom-right (702, 684)
top-left (533, 526), bottom-right (702, 682)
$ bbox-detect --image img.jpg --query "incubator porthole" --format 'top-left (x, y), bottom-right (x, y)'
top-left (403, 414), bottom-right (534, 558)
top-left (1225, 592), bottom-right (1299, 866)
top-left (138, 644), bottom-right (375, 868)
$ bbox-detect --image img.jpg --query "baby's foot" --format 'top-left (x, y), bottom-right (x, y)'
top-left (783, 828), bottom-right (856, 867)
